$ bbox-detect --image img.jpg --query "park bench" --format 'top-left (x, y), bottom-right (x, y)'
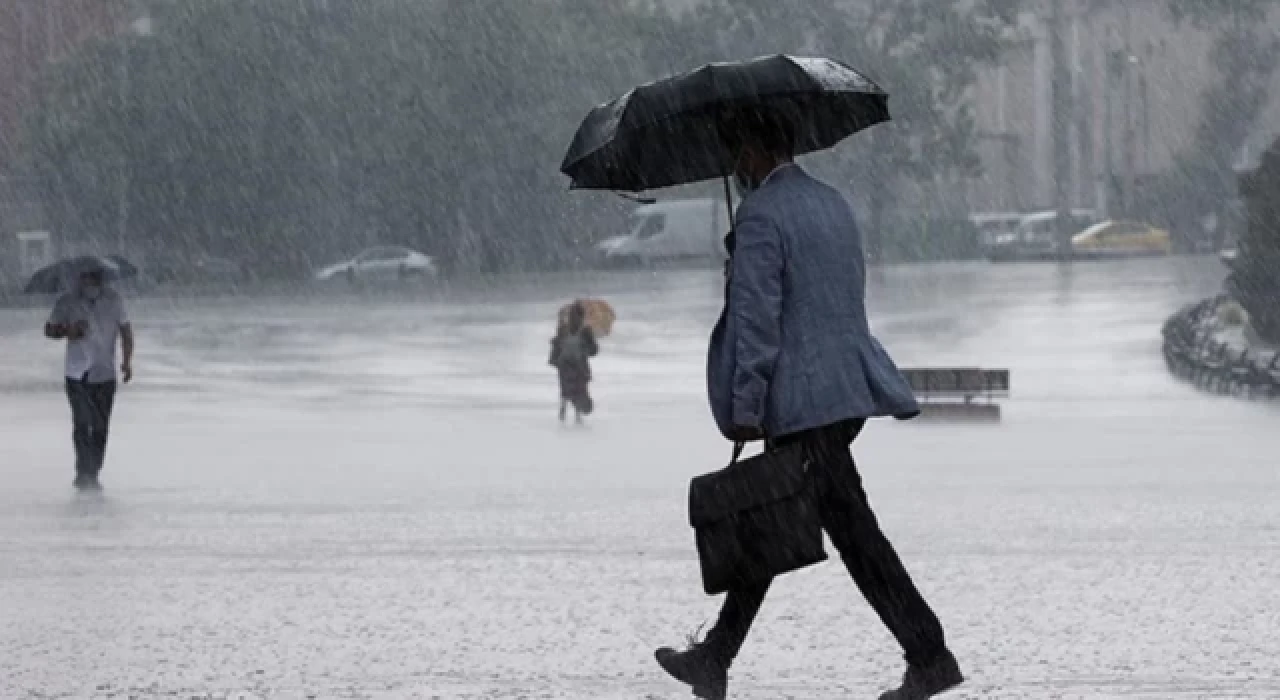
top-left (900, 367), bottom-right (1010, 421)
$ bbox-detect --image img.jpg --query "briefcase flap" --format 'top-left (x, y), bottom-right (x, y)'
top-left (688, 444), bottom-right (810, 528)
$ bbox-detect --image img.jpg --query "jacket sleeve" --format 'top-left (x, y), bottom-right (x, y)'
top-left (548, 337), bottom-right (560, 367)
top-left (583, 329), bottom-right (599, 357)
top-left (728, 207), bottom-right (783, 428)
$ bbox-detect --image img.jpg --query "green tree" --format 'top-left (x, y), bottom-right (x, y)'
top-left (25, 0), bottom-right (1022, 271)
top-left (1231, 137), bottom-right (1280, 342)
top-left (25, 0), bottom-right (690, 277)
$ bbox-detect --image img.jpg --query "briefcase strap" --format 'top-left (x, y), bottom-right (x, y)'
top-left (731, 435), bottom-right (781, 465)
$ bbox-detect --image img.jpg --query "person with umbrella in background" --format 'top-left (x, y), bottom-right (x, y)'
top-left (562, 56), bottom-right (960, 699)
top-left (43, 262), bottom-right (134, 491)
top-left (549, 301), bottom-right (599, 424)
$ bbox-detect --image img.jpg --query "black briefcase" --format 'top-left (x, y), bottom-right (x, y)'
top-left (688, 442), bottom-right (827, 595)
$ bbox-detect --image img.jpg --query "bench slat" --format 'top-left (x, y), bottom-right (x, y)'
top-left (901, 368), bottom-right (1010, 400)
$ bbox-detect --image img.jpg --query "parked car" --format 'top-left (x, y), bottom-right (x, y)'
top-left (971, 212), bottom-right (1024, 249)
top-left (1072, 220), bottom-right (1172, 258)
top-left (984, 209), bottom-right (1098, 262)
top-left (595, 198), bottom-right (728, 268)
top-left (314, 246), bottom-right (438, 283)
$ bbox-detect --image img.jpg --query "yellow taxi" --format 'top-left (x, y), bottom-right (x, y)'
top-left (1071, 220), bottom-right (1172, 258)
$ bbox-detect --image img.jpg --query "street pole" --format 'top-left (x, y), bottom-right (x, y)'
top-left (1071, 9), bottom-right (1093, 213)
top-left (1102, 35), bottom-right (1114, 221)
top-left (1122, 3), bottom-right (1136, 219)
top-left (1050, 0), bottom-right (1073, 262)
top-left (118, 36), bottom-right (129, 256)
top-left (1141, 59), bottom-right (1151, 176)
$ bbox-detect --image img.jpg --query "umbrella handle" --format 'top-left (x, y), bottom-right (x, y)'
top-left (722, 175), bottom-right (734, 235)
top-left (721, 175), bottom-right (740, 281)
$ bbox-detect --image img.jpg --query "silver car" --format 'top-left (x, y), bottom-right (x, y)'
top-left (314, 246), bottom-right (438, 284)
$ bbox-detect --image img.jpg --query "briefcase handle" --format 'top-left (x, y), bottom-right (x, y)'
top-left (730, 434), bottom-right (776, 466)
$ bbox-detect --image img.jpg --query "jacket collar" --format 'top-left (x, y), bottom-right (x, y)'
top-left (759, 162), bottom-right (799, 189)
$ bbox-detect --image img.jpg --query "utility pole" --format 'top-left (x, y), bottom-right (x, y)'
top-left (1071, 9), bottom-right (1093, 213)
top-left (1102, 28), bottom-right (1115, 221)
top-left (118, 34), bottom-right (129, 256)
top-left (1122, 3), bottom-right (1136, 219)
top-left (115, 0), bottom-right (152, 257)
top-left (1049, 0), bottom-right (1073, 261)
top-left (1141, 42), bottom-right (1153, 176)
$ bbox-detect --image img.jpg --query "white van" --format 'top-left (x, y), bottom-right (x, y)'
top-left (596, 198), bottom-right (728, 267)
top-left (970, 212), bottom-right (1024, 247)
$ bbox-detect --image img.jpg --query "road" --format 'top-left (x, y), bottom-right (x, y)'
top-left (2, 257), bottom-right (1277, 698)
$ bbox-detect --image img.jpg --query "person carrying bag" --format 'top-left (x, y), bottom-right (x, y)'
top-left (654, 108), bottom-right (960, 700)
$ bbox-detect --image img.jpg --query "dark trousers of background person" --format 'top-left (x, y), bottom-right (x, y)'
top-left (65, 377), bottom-right (117, 478)
top-left (702, 418), bottom-right (948, 668)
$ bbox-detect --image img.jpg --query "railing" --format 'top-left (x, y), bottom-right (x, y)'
top-left (1161, 295), bottom-right (1280, 398)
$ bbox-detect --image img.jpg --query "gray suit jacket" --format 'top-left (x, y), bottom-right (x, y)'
top-left (707, 165), bottom-right (919, 440)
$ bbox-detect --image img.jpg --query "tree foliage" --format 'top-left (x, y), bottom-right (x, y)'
top-left (27, 0), bottom-right (684, 275)
top-left (24, 0), bottom-right (1021, 273)
top-left (1230, 136), bottom-right (1280, 342)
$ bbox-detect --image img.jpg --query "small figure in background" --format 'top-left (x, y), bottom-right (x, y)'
top-left (44, 265), bottom-right (134, 491)
top-left (549, 301), bottom-right (599, 424)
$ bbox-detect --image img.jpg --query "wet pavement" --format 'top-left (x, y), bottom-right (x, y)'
top-left (2, 257), bottom-right (1278, 698)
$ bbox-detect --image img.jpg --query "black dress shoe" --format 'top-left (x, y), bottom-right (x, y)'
top-left (655, 644), bottom-right (728, 700)
top-left (879, 649), bottom-right (964, 700)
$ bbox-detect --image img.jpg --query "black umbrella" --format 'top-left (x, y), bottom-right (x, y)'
top-left (561, 54), bottom-right (890, 193)
top-left (22, 255), bottom-right (136, 295)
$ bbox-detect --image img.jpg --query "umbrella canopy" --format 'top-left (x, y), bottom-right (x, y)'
top-left (23, 255), bottom-right (137, 295)
top-left (561, 54), bottom-right (889, 192)
top-left (106, 254), bottom-right (140, 278)
top-left (558, 299), bottom-right (616, 337)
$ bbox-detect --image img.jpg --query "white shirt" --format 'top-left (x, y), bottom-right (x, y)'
top-left (48, 287), bottom-right (129, 382)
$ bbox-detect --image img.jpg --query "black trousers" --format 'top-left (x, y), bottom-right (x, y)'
top-left (65, 377), bottom-right (117, 478)
top-left (704, 419), bottom-right (947, 668)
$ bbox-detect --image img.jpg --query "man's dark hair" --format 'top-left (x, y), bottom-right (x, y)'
top-left (718, 106), bottom-right (796, 158)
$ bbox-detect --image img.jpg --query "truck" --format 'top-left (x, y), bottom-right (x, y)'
top-left (595, 198), bottom-right (728, 268)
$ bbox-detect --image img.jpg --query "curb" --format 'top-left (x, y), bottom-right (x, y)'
top-left (1161, 295), bottom-right (1280, 399)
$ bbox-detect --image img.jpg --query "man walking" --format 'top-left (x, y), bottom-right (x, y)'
top-left (44, 265), bottom-right (133, 490)
top-left (655, 109), bottom-right (961, 700)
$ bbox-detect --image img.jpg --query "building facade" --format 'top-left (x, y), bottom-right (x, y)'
top-left (964, 0), bottom-right (1280, 219)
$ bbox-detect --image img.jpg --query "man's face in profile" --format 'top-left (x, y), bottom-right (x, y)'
top-left (79, 271), bottom-right (104, 299)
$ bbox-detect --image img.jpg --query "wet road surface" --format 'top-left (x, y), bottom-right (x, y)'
top-left (2, 258), bottom-right (1278, 698)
